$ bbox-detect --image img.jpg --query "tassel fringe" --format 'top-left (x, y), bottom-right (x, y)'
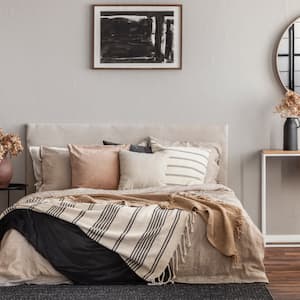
top-left (150, 212), bottom-right (195, 285)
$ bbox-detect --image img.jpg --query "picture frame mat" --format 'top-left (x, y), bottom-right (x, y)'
top-left (93, 4), bottom-right (182, 69)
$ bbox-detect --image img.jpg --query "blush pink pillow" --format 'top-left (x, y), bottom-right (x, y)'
top-left (68, 144), bottom-right (129, 190)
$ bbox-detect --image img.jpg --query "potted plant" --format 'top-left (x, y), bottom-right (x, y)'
top-left (275, 91), bottom-right (300, 150)
top-left (0, 129), bottom-right (23, 187)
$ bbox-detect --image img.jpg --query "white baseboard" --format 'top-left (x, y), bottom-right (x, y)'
top-left (265, 234), bottom-right (300, 247)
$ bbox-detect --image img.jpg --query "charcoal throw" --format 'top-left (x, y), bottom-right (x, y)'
top-left (0, 196), bottom-right (191, 284)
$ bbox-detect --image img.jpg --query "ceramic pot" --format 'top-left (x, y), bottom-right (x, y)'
top-left (0, 156), bottom-right (13, 188)
top-left (283, 117), bottom-right (300, 150)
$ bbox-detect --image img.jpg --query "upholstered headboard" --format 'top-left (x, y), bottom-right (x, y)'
top-left (26, 124), bottom-right (228, 193)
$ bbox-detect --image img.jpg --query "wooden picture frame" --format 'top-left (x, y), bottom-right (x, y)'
top-left (92, 4), bottom-right (182, 69)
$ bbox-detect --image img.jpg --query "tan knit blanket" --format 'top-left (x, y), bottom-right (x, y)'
top-left (70, 191), bottom-right (243, 263)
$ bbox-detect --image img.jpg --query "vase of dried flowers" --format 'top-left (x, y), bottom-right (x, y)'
top-left (275, 91), bottom-right (300, 150)
top-left (0, 129), bottom-right (23, 188)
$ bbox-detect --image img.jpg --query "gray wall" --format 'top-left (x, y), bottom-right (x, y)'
top-left (0, 0), bottom-right (299, 228)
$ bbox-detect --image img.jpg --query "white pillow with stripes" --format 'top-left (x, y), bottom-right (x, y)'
top-left (151, 140), bottom-right (211, 186)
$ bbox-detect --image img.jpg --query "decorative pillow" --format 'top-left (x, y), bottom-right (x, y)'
top-left (40, 147), bottom-right (71, 191)
top-left (118, 150), bottom-right (167, 190)
top-left (129, 144), bottom-right (152, 153)
top-left (150, 140), bottom-right (211, 186)
top-left (29, 146), bottom-right (43, 191)
top-left (102, 140), bottom-right (120, 146)
top-left (150, 137), bottom-right (221, 184)
top-left (29, 146), bottom-right (71, 192)
top-left (68, 144), bottom-right (129, 189)
top-left (103, 140), bottom-right (152, 153)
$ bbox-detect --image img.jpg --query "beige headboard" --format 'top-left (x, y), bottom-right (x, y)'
top-left (26, 123), bottom-right (228, 193)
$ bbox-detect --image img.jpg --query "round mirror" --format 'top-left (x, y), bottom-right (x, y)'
top-left (276, 17), bottom-right (300, 94)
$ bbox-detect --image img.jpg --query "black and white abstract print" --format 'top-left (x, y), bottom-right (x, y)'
top-left (93, 6), bottom-right (182, 69)
top-left (101, 11), bottom-right (174, 64)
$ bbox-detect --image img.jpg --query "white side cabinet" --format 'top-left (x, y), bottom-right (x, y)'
top-left (261, 150), bottom-right (300, 247)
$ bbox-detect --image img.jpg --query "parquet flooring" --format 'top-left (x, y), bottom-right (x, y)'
top-left (265, 247), bottom-right (300, 300)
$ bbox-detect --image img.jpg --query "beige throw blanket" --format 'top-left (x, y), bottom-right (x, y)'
top-left (70, 192), bottom-right (243, 263)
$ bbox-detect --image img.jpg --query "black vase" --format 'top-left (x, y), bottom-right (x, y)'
top-left (283, 117), bottom-right (300, 150)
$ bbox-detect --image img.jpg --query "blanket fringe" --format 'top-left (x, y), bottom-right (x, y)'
top-left (150, 212), bottom-right (194, 285)
top-left (235, 216), bottom-right (243, 240)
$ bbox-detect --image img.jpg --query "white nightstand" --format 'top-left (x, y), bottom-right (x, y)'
top-left (261, 150), bottom-right (300, 247)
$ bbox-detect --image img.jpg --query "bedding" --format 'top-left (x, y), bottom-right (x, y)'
top-left (118, 150), bottom-right (167, 190)
top-left (68, 144), bottom-right (129, 190)
top-left (40, 146), bottom-right (71, 191)
top-left (29, 146), bottom-right (42, 190)
top-left (0, 211), bottom-right (143, 285)
top-left (150, 137), bottom-right (221, 184)
top-left (103, 140), bottom-right (152, 153)
top-left (30, 144), bottom-right (126, 192)
top-left (0, 184), bottom-right (268, 286)
top-left (150, 144), bottom-right (211, 186)
top-left (29, 146), bottom-right (71, 192)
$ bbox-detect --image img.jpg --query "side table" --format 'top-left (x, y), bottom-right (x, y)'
top-left (0, 183), bottom-right (27, 207)
top-left (261, 150), bottom-right (300, 246)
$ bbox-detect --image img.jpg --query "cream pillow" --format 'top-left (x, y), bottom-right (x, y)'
top-left (40, 147), bottom-right (71, 191)
top-left (118, 150), bottom-right (167, 190)
top-left (29, 146), bottom-right (42, 191)
top-left (150, 140), bottom-right (211, 186)
top-left (150, 137), bottom-right (221, 184)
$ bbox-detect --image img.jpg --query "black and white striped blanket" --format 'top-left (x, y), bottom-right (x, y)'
top-left (1, 194), bottom-right (192, 284)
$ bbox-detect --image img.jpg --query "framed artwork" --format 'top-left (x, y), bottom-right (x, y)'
top-left (93, 4), bottom-right (182, 69)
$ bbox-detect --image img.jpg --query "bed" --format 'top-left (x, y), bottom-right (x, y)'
top-left (0, 124), bottom-right (268, 286)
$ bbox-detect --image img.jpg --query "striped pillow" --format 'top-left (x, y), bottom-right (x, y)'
top-left (151, 140), bottom-right (210, 186)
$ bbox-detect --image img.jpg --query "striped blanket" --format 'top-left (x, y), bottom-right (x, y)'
top-left (0, 195), bottom-right (192, 284)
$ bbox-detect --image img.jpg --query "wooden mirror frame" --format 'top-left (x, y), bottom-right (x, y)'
top-left (275, 16), bottom-right (300, 93)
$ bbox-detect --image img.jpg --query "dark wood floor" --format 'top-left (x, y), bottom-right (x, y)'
top-left (265, 247), bottom-right (300, 300)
